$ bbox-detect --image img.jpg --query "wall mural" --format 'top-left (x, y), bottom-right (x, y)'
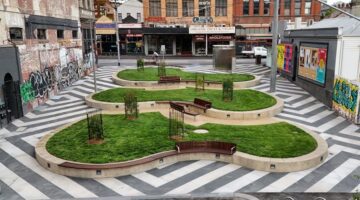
top-left (277, 44), bottom-right (293, 73)
top-left (298, 46), bottom-right (327, 85)
top-left (333, 77), bottom-right (360, 123)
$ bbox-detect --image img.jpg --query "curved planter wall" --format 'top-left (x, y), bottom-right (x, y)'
top-left (85, 92), bottom-right (284, 120)
top-left (112, 69), bottom-right (262, 90)
top-left (35, 122), bottom-right (328, 178)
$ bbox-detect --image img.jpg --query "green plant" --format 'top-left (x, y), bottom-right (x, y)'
top-left (223, 79), bottom-right (234, 102)
top-left (137, 58), bottom-right (144, 71)
top-left (158, 61), bottom-right (166, 76)
top-left (124, 92), bottom-right (138, 120)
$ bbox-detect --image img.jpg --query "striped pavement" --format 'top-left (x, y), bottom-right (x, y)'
top-left (0, 64), bottom-right (359, 199)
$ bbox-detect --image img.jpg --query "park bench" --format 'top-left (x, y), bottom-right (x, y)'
top-left (144, 59), bottom-right (156, 65)
top-left (158, 76), bottom-right (181, 84)
top-left (170, 102), bottom-right (199, 120)
top-left (175, 141), bottom-right (237, 155)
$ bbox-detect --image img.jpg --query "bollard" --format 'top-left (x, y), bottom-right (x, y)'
top-left (255, 55), bottom-right (262, 65)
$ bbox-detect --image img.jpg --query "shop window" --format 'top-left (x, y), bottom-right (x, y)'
top-left (183, 0), bottom-right (194, 16)
top-left (305, 0), bottom-right (312, 15)
top-left (199, 0), bottom-right (210, 16)
top-left (118, 13), bottom-right (122, 23)
top-left (37, 29), bottom-right (47, 39)
top-left (253, 0), bottom-right (259, 15)
top-left (127, 13), bottom-right (131, 16)
top-left (264, 0), bottom-right (270, 15)
top-left (149, 0), bottom-right (161, 16)
top-left (215, 0), bottom-right (227, 16)
top-left (57, 29), bottom-right (64, 39)
top-left (9, 28), bottom-right (23, 40)
top-left (284, 0), bottom-right (291, 15)
top-left (243, 0), bottom-right (249, 15)
top-left (166, 0), bottom-right (178, 16)
top-left (72, 30), bottom-right (78, 39)
top-left (295, 0), bottom-right (301, 16)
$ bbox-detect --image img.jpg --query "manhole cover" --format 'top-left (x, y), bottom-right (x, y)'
top-left (193, 129), bottom-right (209, 134)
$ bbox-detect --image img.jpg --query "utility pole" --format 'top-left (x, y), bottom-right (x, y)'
top-left (115, 6), bottom-right (121, 66)
top-left (205, 4), bottom-right (209, 56)
top-left (90, 20), bottom-right (97, 92)
top-left (270, 0), bottom-right (279, 93)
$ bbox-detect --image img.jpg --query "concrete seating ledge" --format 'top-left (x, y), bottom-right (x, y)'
top-left (112, 68), bottom-right (262, 90)
top-left (84, 92), bottom-right (284, 120)
top-left (35, 119), bottom-right (327, 178)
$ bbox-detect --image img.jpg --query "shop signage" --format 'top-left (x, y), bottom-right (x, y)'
top-left (192, 17), bottom-right (213, 24)
top-left (145, 17), bottom-right (166, 23)
top-left (189, 26), bottom-right (235, 34)
top-left (208, 35), bottom-right (233, 41)
top-left (194, 35), bottom-right (205, 41)
top-left (118, 23), bottom-right (142, 29)
top-left (95, 23), bottom-right (116, 29)
top-left (126, 34), bottom-right (143, 37)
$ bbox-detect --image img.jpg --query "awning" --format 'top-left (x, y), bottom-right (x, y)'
top-left (236, 24), bottom-right (270, 28)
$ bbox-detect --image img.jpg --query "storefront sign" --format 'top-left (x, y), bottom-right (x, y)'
top-left (126, 34), bottom-right (143, 37)
top-left (118, 23), bottom-right (142, 29)
top-left (189, 26), bottom-right (235, 34)
top-left (208, 35), bottom-right (233, 41)
top-left (192, 17), bottom-right (213, 24)
top-left (298, 45), bottom-right (327, 85)
top-left (194, 35), bottom-right (205, 41)
top-left (95, 23), bottom-right (116, 29)
top-left (145, 17), bottom-right (166, 23)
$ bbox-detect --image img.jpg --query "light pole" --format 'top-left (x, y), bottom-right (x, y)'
top-left (110, 0), bottom-right (121, 66)
top-left (270, 0), bottom-right (279, 93)
top-left (90, 20), bottom-right (97, 92)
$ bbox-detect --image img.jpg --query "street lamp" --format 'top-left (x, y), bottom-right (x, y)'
top-left (110, 0), bottom-right (121, 66)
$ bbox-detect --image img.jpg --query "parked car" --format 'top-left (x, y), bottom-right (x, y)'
top-left (241, 46), bottom-right (268, 58)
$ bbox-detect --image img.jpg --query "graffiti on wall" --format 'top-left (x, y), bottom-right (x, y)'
top-left (333, 77), bottom-right (360, 122)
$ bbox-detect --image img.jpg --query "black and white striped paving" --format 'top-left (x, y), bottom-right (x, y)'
top-left (0, 64), bottom-right (359, 199)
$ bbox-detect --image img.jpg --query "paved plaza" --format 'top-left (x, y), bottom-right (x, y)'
top-left (0, 61), bottom-right (359, 199)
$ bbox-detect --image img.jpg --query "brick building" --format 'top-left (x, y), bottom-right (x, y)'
top-left (0, 0), bottom-right (95, 121)
top-left (143, 0), bottom-right (235, 56)
top-left (233, 0), bottom-right (321, 52)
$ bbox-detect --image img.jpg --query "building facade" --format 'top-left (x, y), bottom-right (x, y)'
top-left (233, 0), bottom-right (321, 52)
top-left (0, 0), bottom-right (94, 121)
top-left (143, 0), bottom-right (235, 56)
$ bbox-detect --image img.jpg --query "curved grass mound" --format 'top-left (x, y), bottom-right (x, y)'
top-left (92, 88), bottom-right (276, 111)
top-left (46, 113), bottom-right (317, 163)
top-left (118, 68), bottom-right (255, 82)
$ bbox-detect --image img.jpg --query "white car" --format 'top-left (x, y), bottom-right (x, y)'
top-left (242, 46), bottom-right (267, 58)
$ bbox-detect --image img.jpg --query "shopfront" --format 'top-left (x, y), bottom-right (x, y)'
top-left (95, 16), bottom-right (116, 56)
top-left (118, 23), bottom-right (144, 55)
top-left (189, 26), bottom-right (235, 56)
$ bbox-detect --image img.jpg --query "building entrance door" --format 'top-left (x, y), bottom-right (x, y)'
top-left (2, 73), bottom-right (23, 121)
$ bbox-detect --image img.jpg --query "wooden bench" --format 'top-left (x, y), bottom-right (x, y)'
top-left (144, 60), bottom-right (156, 65)
top-left (176, 141), bottom-right (237, 155)
top-left (158, 76), bottom-right (181, 84)
top-left (170, 102), bottom-right (199, 120)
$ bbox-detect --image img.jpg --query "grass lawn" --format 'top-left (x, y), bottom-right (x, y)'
top-left (92, 88), bottom-right (277, 111)
top-left (117, 68), bottom-right (255, 82)
top-left (46, 112), bottom-right (317, 163)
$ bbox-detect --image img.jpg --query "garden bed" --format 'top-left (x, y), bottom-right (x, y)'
top-left (118, 68), bottom-right (255, 82)
top-left (46, 112), bottom-right (318, 164)
top-left (92, 88), bottom-right (277, 112)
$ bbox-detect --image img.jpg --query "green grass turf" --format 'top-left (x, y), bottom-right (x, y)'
top-left (117, 67), bottom-right (255, 82)
top-left (46, 112), bottom-right (317, 163)
top-left (92, 88), bottom-right (277, 111)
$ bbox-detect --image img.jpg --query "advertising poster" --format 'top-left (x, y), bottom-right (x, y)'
top-left (298, 45), bottom-right (327, 85)
top-left (277, 44), bottom-right (293, 73)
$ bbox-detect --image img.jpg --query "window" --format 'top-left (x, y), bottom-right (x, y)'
top-left (137, 13), bottom-right (141, 22)
top-left (57, 29), bottom-right (64, 39)
top-left (37, 29), bottom-right (46, 39)
top-left (305, 0), bottom-right (312, 15)
top-left (127, 13), bottom-right (131, 16)
top-left (253, 0), bottom-right (259, 15)
top-left (72, 30), bottom-right (78, 39)
top-left (264, 0), bottom-right (270, 15)
top-left (118, 13), bottom-right (122, 23)
top-left (215, 0), bottom-right (227, 16)
top-left (166, 0), bottom-right (178, 16)
top-left (183, 0), bottom-right (194, 16)
top-left (9, 28), bottom-right (23, 40)
top-left (284, 0), bottom-right (291, 15)
top-left (243, 0), bottom-right (249, 15)
top-left (149, 0), bottom-right (161, 16)
top-left (199, 0), bottom-right (210, 16)
top-left (295, 0), bottom-right (301, 16)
